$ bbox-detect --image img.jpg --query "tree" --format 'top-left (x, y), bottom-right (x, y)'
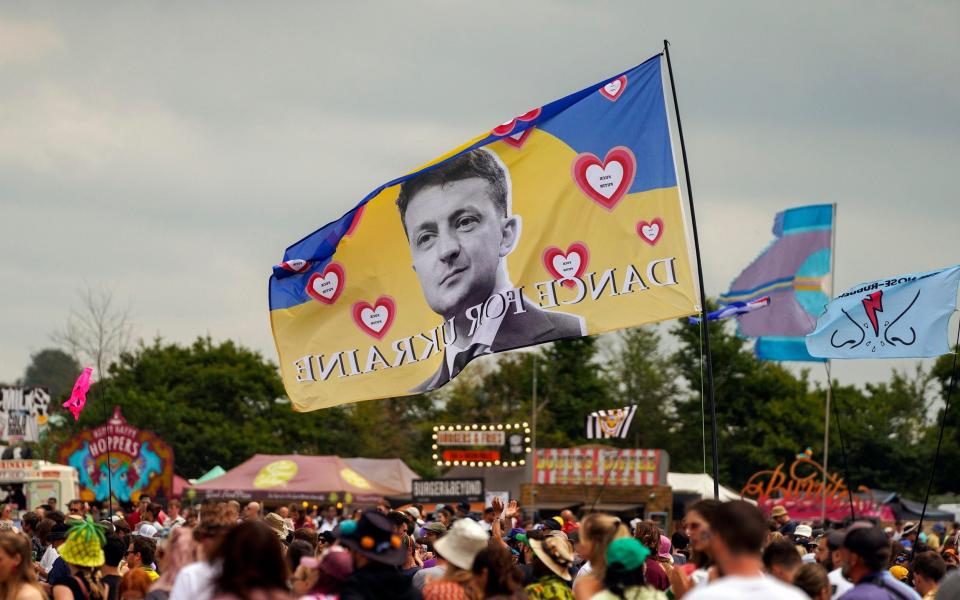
top-left (53, 287), bottom-right (134, 379)
top-left (22, 348), bottom-right (82, 399)
top-left (927, 346), bottom-right (960, 494)
top-left (536, 337), bottom-right (611, 446)
top-left (40, 337), bottom-right (356, 478)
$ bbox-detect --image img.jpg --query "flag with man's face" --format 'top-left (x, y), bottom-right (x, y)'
top-left (270, 53), bottom-right (700, 411)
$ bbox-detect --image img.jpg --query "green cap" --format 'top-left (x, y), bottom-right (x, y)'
top-left (606, 537), bottom-right (650, 572)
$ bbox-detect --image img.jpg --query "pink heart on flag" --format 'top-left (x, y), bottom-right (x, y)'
top-left (542, 243), bottom-right (590, 288)
top-left (352, 296), bottom-right (396, 339)
top-left (279, 259), bottom-right (311, 273)
top-left (599, 75), bottom-right (628, 101)
top-left (571, 146), bottom-right (637, 210)
top-left (63, 367), bottom-right (93, 421)
top-left (491, 107), bottom-right (541, 137)
top-left (636, 218), bottom-right (664, 246)
top-left (502, 128), bottom-right (534, 149)
top-left (306, 262), bottom-right (346, 305)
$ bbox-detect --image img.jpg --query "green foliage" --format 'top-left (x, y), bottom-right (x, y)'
top-left (23, 348), bottom-right (82, 399)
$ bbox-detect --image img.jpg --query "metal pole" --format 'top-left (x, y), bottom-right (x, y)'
top-left (530, 354), bottom-right (538, 517)
top-left (821, 203), bottom-right (837, 525)
top-left (663, 40), bottom-right (719, 499)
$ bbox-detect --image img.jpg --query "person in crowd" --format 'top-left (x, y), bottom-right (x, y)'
top-left (169, 504), bottom-right (234, 600)
top-left (45, 523), bottom-right (75, 587)
top-left (913, 551), bottom-right (946, 600)
top-left (422, 524), bottom-right (447, 550)
top-left (763, 538), bottom-right (803, 584)
top-left (288, 541), bottom-right (316, 579)
top-left (680, 499), bottom-right (720, 588)
top-left (398, 534), bottom-right (423, 582)
top-left (471, 542), bottom-right (524, 599)
top-left (318, 507), bottom-right (339, 534)
top-left (118, 571), bottom-right (152, 600)
top-left (0, 531), bottom-right (45, 600)
top-left (572, 513), bottom-right (629, 599)
top-left (292, 547), bottom-right (354, 599)
top-left (682, 501), bottom-right (807, 600)
top-left (52, 518), bottom-right (109, 600)
top-left (591, 537), bottom-right (667, 600)
top-left (478, 508), bottom-right (496, 533)
top-left (66, 500), bottom-right (85, 521)
top-left (669, 532), bottom-right (689, 566)
top-left (771, 506), bottom-right (798, 536)
top-left (792, 563), bottom-right (831, 600)
top-left (435, 507), bottom-right (454, 530)
top-left (633, 522), bottom-right (668, 592)
top-left (162, 500), bottom-right (184, 531)
top-left (126, 537), bottom-right (159, 582)
top-left (337, 510), bottom-right (420, 600)
top-left (837, 523), bottom-right (919, 600)
top-left (560, 511), bottom-right (580, 536)
top-left (242, 503), bottom-right (261, 522)
top-left (21, 512), bottom-right (42, 562)
top-left (819, 530), bottom-right (854, 600)
top-left (211, 521), bottom-right (290, 600)
top-left (317, 532), bottom-right (335, 556)
top-left (146, 526), bottom-right (198, 600)
top-left (423, 518), bottom-right (488, 600)
top-left (294, 529), bottom-right (319, 551)
top-left (102, 536), bottom-right (126, 600)
top-left (126, 498), bottom-right (149, 529)
top-left (525, 532), bottom-right (575, 600)
top-left (36, 519), bottom-right (66, 581)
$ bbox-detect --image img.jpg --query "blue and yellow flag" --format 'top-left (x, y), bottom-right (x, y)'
top-left (269, 54), bottom-right (700, 410)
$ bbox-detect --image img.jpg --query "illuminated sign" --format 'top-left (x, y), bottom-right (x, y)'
top-left (740, 456), bottom-right (895, 521)
top-left (534, 447), bottom-right (666, 486)
top-left (430, 423), bottom-right (531, 468)
top-left (437, 431), bottom-right (505, 446)
top-left (442, 450), bottom-right (501, 463)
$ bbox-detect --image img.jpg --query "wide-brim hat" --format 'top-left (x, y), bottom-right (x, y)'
top-left (336, 510), bottom-right (405, 566)
top-left (59, 517), bottom-right (106, 568)
top-left (264, 512), bottom-right (292, 540)
top-left (530, 535), bottom-right (573, 581)
top-left (433, 518), bottom-right (488, 571)
top-left (770, 506), bottom-right (788, 518)
top-left (794, 525), bottom-right (813, 539)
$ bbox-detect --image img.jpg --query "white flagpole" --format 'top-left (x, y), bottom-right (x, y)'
top-left (821, 203), bottom-right (837, 525)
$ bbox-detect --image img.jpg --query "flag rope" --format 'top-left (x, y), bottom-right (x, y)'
top-left (912, 324), bottom-right (960, 559)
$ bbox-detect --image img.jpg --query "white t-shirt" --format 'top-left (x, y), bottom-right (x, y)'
top-left (828, 568), bottom-right (853, 600)
top-left (574, 561), bottom-right (593, 582)
top-left (684, 575), bottom-right (808, 600)
top-left (170, 561), bottom-right (220, 600)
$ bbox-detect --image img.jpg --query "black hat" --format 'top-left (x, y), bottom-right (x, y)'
top-left (457, 502), bottom-right (470, 513)
top-left (318, 531), bottom-right (336, 544)
top-left (843, 525), bottom-right (888, 560)
top-left (48, 523), bottom-right (70, 541)
top-left (336, 510), bottom-right (405, 566)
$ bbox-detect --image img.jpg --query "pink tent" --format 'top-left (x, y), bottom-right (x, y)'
top-left (191, 454), bottom-right (419, 504)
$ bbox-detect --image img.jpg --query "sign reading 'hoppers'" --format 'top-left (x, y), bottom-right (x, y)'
top-left (534, 448), bottom-right (668, 486)
top-left (269, 53), bottom-right (700, 410)
top-left (412, 478), bottom-right (485, 503)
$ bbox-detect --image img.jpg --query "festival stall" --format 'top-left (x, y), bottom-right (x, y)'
top-left (57, 407), bottom-right (175, 504)
top-left (190, 454), bottom-right (419, 505)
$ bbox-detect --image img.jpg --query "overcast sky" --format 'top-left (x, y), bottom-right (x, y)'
top-left (1, 2), bottom-right (958, 393)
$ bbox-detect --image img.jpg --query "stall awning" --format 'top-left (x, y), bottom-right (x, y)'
top-left (192, 454), bottom-right (419, 502)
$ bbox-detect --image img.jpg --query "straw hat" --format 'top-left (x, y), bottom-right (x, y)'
top-left (433, 518), bottom-right (488, 570)
top-left (264, 512), bottom-right (292, 540)
top-left (530, 534), bottom-right (574, 581)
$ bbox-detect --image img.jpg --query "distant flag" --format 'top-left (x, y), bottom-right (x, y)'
top-left (63, 367), bottom-right (93, 421)
top-left (586, 405), bottom-right (638, 439)
top-left (720, 204), bottom-right (834, 362)
top-left (688, 296), bottom-right (771, 325)
top-left (806, 265), bottom-right (960, 359)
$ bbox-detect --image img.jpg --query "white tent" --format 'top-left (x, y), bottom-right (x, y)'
top-left (668, 472), bottom-right (753, 504)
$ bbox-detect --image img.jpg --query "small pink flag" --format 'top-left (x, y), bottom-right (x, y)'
top-left (63, 367), bottom-right (93, 421)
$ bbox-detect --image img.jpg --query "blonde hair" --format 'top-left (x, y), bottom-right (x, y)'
top-left (580, 513), bottom-right (629, 581)
top-left (0, 532), bottom-right (42, 600)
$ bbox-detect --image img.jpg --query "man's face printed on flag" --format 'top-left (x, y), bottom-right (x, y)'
top-left (402, 177), bottom-right (518, 319)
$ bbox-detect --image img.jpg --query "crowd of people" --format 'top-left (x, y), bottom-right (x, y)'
top-left (0, 495), bottom-right (958, 600)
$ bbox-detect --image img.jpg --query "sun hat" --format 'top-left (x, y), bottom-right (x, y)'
top-left (433, 517), bottom-right (488, 570)
top-left (889, 565), bottom-right (909, 581)
top-left (264, 512), bottom-right (292, 540)
top-left (902, 521), bottom-right (919, 535)
top-left (658, 534), bottom-right (672, 561)
top-left (771, 506), bottom-right (788, 518)
top-left (336, 510), bottom-right (405, 566)
top-left (59, 517), bottom-right (106, 568)
top-left (403, 506), bottom-right (425, 526)
top-left (794, 524), bottom-right (813, 540)
top-left (530, 534), bottom-right (574, 581)
top-left (607, 537), bottom-right (650, 573)
top-left (423, 522), bottom-right (447, 535)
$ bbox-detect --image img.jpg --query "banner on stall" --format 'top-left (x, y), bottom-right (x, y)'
top-left (57, 407), bottom-right (175, 503)
top-left (534, 447), bottom-right (667, 486)
top-left (269, 53), bottom-right (699, 410)
top-left (0, 387), bottom-right (51, 443)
